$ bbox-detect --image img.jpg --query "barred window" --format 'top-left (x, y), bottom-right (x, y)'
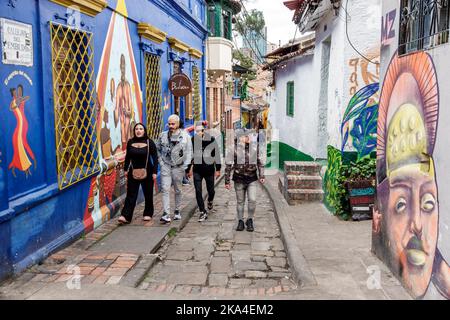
top-left (50, 23), bottom-right (100, 190)
top-left (145, 53), bottom-right (163, 140)
top-left (400, 0), bottom-right (450, 54)
top-left (192, 66), bottom-right (201, 121)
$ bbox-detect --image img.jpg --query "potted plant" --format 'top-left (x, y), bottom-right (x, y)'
top-left (344, 157), bottom-right (376, 221)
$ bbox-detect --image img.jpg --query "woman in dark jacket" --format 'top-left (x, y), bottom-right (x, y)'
top-left (118, 123), bottom-right (158, 224)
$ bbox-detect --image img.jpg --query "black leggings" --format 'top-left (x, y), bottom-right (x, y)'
top-left (121, 173), bottom-right (154, 221)
top-left (193, 172), bottom-right (215, 212)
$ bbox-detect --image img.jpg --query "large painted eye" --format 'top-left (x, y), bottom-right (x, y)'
top-left (395, 197), bottom-right (407, 214)
top-left (421, 193), bottom-right (436, 212)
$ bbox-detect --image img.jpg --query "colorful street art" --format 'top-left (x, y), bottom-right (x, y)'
top-left (373, 51), bottom-right (450, 299)
top-left (340, 83), bottom-right (379, 160)
top-left (8, 84), bottom-right (36, 178)
top-left (323, 145), bottom-right (343, 213)
top-left (381, 9), bottom-right (396, 47)
top-left (348, 49), bottom-right (380, 96)
top-left (84, 0), bottom-right (143, 232)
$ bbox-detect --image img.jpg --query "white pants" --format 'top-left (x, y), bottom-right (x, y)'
top-left (161, 164), bottom-right (184, 214)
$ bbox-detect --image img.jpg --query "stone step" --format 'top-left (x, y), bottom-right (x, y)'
top-left (285, 175), bottom-right (322, 190)
top-left (284, 161), bottom-right (322, 176)
top-left (286, 189), bottom-right (324, 204)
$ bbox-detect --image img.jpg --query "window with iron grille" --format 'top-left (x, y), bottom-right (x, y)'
top-left (173, 62), bottom-right (181, 116)
top-left (286, 81), bottom-right (295, 117)
top-left (50, 23), bottom-right (100, 190)
top-left (145, 53), bottom-right (163, 140)
top-left (400, 0), bottom-right (450, 55)
top-left (192, 66), bottom-right (201, 121)
top-left (213, 88), bottom-right (219, 122)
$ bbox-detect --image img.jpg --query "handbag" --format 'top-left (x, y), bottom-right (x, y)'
top-left (130, 140), bottom-right (149, 180)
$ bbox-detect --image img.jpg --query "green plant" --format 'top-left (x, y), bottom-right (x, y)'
top-left (325, 155), bottom-right (376, 220)
top-left (168, 228), bottom-right (177, 238)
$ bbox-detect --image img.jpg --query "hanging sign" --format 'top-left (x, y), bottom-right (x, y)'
top-left (168, 73), bottom-right (192, 97)
top-left (1, 18), bottom-right (33, 67)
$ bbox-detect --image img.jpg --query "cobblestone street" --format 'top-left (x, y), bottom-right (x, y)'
top-left (140, 182), bottom-right (297, 297)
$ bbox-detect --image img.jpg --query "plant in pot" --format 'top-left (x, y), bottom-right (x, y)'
top-left (344, 157), bottom-right (376, 221)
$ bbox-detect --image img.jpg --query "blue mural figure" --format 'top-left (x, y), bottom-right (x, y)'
top-left (341, 83), bottom-right (379, 160)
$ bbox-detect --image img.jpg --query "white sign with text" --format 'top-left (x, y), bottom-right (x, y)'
top-left (1, 18), bottom-right (33, 67)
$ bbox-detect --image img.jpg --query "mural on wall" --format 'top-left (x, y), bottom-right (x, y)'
top-left (343, 48), bottom-right (380, 158)
top-left (8, 83), bottom-right (36, 178)
top-left (381, 9), bottom-right (396, 48)
top-left (373, 51), bottom-right (450, 299)
top-left (84, 0), bottom-right (143, 231)
top-left (340, 83), bottom-right (379, 160)
top-left (348, 49), bottom-right (380, 97)
top-left (323, 145), bottom-right (343, 212)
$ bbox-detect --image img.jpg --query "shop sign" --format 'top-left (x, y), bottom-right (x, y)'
top-left (168, 73), bottom-right (192, 97)
top-left (1, 18), bottom-right (33, 67)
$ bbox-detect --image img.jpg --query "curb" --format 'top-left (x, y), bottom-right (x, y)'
top-left (262, 175), bottom-right (317, 288)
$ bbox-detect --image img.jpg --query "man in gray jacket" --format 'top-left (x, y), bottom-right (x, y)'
top-left (156, 114), bottom-right (192, 224)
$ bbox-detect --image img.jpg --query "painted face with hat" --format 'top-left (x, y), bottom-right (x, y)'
top-left (374, 51), bottom-right (442, 298)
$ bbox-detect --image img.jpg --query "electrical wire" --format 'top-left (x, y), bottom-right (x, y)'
top-left (235, 16), bottom-right (265, 66)
top-left (236, 0), bottom-right (268, 63)
top-left (345, 0), bottom-right (379, 65)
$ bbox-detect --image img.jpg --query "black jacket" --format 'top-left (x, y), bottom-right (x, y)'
top-left (188, 134), bottom-right (222, 176)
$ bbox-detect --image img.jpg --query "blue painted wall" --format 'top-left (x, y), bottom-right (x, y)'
top-left (0, 0), bottom-right (207, 282)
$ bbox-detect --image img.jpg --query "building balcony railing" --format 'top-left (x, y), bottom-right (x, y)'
top-left (206, 37), bottom-right (234, 73)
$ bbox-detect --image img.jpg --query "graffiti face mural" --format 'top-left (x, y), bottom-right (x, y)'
top-left (8, 84), bottom-right (36, 178)
top-left (374, 51), bottom-right (449, 299)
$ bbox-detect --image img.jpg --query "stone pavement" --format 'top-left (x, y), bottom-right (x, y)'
top-left (264, 170), bottom-right (412, 300)
top-left (0, 170), bottom-right (412, 300)
top-left (0, 180), bottom-right (201, 294)
top-left (139, 182), bottom-right (297, 297)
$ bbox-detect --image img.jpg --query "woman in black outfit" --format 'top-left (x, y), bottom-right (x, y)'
top-left (118, 123), bottom-right (158, 224)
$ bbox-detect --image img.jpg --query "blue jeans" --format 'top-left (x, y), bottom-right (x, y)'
top-left (234, 181), bottom-right (257, 221)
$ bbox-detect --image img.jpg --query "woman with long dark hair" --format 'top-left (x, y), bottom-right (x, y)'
top-left (118, 123), bottom-right (158, 224)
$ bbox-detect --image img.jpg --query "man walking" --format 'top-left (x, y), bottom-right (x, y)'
top-left (225, 129), bottom-right (265, 232)
top-left (188, 123), bottom-right (221, 222)
top-left (156, 114), bottom-right (192, 224)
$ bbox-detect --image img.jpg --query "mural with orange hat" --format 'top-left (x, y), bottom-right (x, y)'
top-left (372, 51), bottom-right (449, 300)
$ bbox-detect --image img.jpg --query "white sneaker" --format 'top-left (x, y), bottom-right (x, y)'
top-left (174, 210), bottom-right (182, 221)
top-left (198, 211), bottom-right (208, 222)
top-left (160, 213), bottom-right (171, 224)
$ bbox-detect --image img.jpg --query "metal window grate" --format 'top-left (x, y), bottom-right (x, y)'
top-left (50, 23), bottom-right (100, 190)
top-left (400, 0), bottom-right (450, 54)
top-left (192, 66), bottom-right (201, 121)
top-left (145, 53), bottom-right (163, 140)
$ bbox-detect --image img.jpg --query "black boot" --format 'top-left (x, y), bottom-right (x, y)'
top-left (236, 220), bottom-right (245, 231)
top-left (246, 219), bottom-right (254, 232)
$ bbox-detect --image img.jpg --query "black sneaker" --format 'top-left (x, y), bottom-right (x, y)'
top-left (246, 219), bottom-right (254, 232)
top-left (160, 213), bottom-right (171, 224)
top-left (236, 220), bottom-right (245, 231)
top-left (198, 211), bottom-right (208, 222)
top-left (207, 201), bottom-right (213, 211)
top-left (174, 210), bottom-right (182, 221)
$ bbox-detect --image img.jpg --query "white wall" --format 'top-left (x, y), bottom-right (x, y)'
top-left (270, 0), bottom-right (381, 158)
top-left (271, 54), bottom-right (318, 158)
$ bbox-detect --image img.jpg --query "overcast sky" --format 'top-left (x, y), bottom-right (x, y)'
top-left (242, 0), bottom-right (298, 47)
